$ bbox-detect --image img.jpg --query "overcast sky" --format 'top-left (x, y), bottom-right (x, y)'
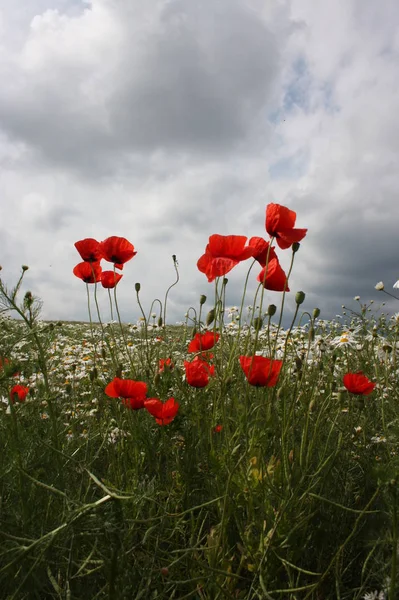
top-left (1, 0), bottom-right (398, 326)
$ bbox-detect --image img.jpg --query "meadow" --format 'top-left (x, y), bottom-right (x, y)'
top-left (0, 204), bottom-right (397, 600)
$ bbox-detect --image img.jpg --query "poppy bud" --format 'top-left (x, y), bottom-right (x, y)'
top-left (24, 291), bottom-right (33, 309)
top-left (172, 255), bottom-right (177, 263)
top-left (116, 364), bottom-right (123, 378)
top-left (22, 265), bottom-right (29, 271)
top-left (57, 321), bottom-right (63, 326)
top-left (295, 291), bottom-right (305, 305)
top-left (65, 383), bottom-right (72, 395)
top-left (90, 368), bottom-right (98, 382)
top-left (206, 309), bottom-right (215, 326)
top-left (295, 356), bottom-right (303, 371)
top-left (313, 308), bottom-right (320, 319)
top-left (253, 317), bottom-right (263, 331)
top-left (223, 278), bottom-right (228, 286)
top-left (158, 316), bottom-right (163, 327)
top-left (267, 304), bottom-right (277, 316)
top-left (308, 326), bottom-right (315, 341)
top-left (161, 567), bottom-right (169, 577)
top-left (200, 294), bottom-right (207, 305)
top-left (154, 373), bottom-right (161, 386)
top-left (292, 242), bottom-right (300, 253)
top-left (102, 348), bottom-right (106, 360)
top-left (135, 282), bottom-right (141, 292)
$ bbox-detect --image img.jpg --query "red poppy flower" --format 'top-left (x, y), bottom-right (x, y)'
top-left (159, 358), bottom-right (174, 373)
top-left (105, 377), bottom-right (147, 409)
top-left (248, 237), bottom-right (278, 267)
top-left (101, 271), bottom-right (123, 288)
top-left (213, 424), bottom-right (223, 433)
top-left (343, 372), bottom-right (376, 396)
top-left (197, 235), bottom-right (255, 282)
top-left (265, 204), bottom-right (307, 249)
top-left (0, 357), bottom-right (10, 370)
top-left (239, 355), bottom-right (283, 387)
top-left (74, 238), bottom-right (103, 262)
top-left (73, 261), bottom-right (102, 284)
top-left (100, 237), bottom-right (137, 265)
top-left (10, 384), bottom-right (29, 403)
top-left (184, 357), bottom-right (215, 388)
top-left (257, 258), bottom-right (290, 292)
top-left (188, 331), bottom-right (220, 353)
top-left (144, 397), bottom-right (179, 425)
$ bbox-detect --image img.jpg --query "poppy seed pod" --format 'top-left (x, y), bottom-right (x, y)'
top-left (313, 308), bottom-right (321, 319)
top-left (292, 242), bottom-right (300, 253)
top-left (295, 291), bottom-right (306, 305)
top-left (206, 309), bottom-right (215, 326)
top-left (267, 304), bottom-right (277, 317)
top-left (135, 282), bottom-right (141, 292)
top-left (200, 295), bottom-right (207, 305)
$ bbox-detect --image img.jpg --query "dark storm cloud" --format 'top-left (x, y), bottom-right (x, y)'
top-left (0, 0), bottom-right (281, 175)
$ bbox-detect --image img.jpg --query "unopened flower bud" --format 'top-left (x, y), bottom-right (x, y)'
top-left (199, 294), bottom-right (207, 305)
top-left (157, 316), bottom-right (163, 327)
top-left (308, 326), bottom-right (315, 341)
top-left (223, 278), bottom-right (228, 286)
top-left (154, 373), bottom-right (161, 386)
top-left (135, 282), bottom-right (141, 292)
top-left (313, 308), bottom-right (320, 319)
top-left (206, 309), bottom-right (215, 326)
top-left (292, 242), bottom-right (300, 253)
top-left (116, 364), bottom-right (123, 378)
top-left (90, 368), bottom-right (98, 382)
top-left (267, 304), bottom-right (277, 317)
top-left (101, 348), bottom-right (107, 360)
top-left (253, 316), bottom-right (263, 331)
top-left (295, 291), bottom-right (305, 305)
top-left (22, 265), bottom-right (29, 271)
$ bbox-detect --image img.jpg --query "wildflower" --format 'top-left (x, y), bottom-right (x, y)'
top-left (100, 236), bottom-right (137, 265)
top-left (362, 592), bottom-right (385, 600)
top-left (197, 234), bottom-right (255, 282)
top-left (184, 357), bottom-right (215, 388)
top-left (105, 377), bottom-right (147, 409)
top-left (158, 358), bottom-right (173, 373)
top-left (74, 238), bottom-right (103, 262)
top-left (257, 258), bottom-right (290, 292)
top-left (394, 280), bottom-right (399, 289)
top-left (375, 282), bottom-right (384, 291)
top-left (144, 397), bottom-right (179, 425)
top-left (10, 384), bottom-right (29, 403)
top-left (73, 261), bottom-right (102, 284)
top-left (331, 330), bottom-right (358, 348)
top-left (213, 424), bottom-right (223, 433)
top-left (248, 236), bottom-right (278, 267)
top-left (265, 203), bottom-right (307, 249)
top-left (239, 355), bottom-right (283, 387)
top-left (343, 372), bottom-right (376, 396)
top-left (101, 271), bottom-right (123, 288)
top-left (188, 331), bottom-right (220, 353)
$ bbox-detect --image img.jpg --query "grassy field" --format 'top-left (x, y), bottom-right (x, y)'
top-left (1, 223), bottom-right (398, 599)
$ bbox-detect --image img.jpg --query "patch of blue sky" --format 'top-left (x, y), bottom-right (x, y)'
top-left (269, 152), bottom-right (309, 181)
top-left (281, 57), bottom-right (340, 116)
